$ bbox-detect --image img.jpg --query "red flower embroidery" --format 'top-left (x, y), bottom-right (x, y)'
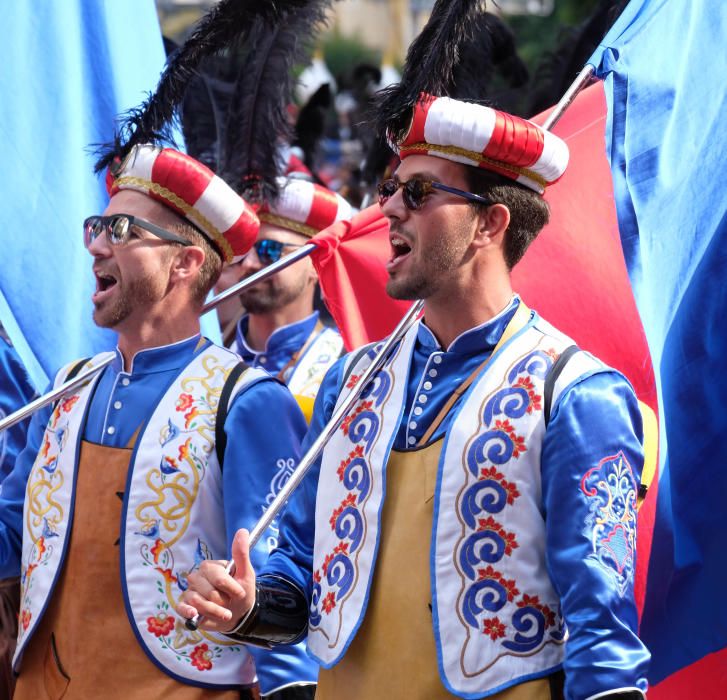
top-left (333, 542), bottom-right (350, 556)
top-left (20, 609), bottom-right (31, 631)
top-left (483, 617), bottom-right (506, 640)
top-left (518, 593), bottom-right (541, 609)
top-left (60, 395), bottom-right (79, 413)
top-left (476, 566), bottom-right (519, 601)
top-left (41, 437), bottom-right (51, 458)
top-left (346, 374), bottom-right (360, 389)
top-left (329, 493), bottom-right (357, 529)
top-left (340, 401), bottom-right (373, 436)
top-left (494, 419), bottom-right (527, 458)
top-left (184, 407), bottom-right (199, 428)
top-left (336, 445), bottom-right (366, 481)
top-left (322, 592), bottom-right (337, 614)
top-left (178, 437), bottom-right (192, 461)
top-left (155, 567), bottom-right (178, 585)
top-left (479, 467), bottom-right (520, 505)
top-left (151, 538), bottom-right (164, 564)
top-left (542, 605), bottom-right (556, 628)
top-left (37, 536), bottom-right (46, 559)
top-left (176, 393), bottom-right (194, 412)
top-left (322, 553), bottom-right (334, 575)
top-left (476, 517), bottom-right (519, 555)
top-left (313, 569), bottom-right (321, 583)
top-left (146, 612), bottom-right (175, 637)
top-left (514, 376), bottom-right (542, 413)
top-left (190, 643), bottom-right (213, 671)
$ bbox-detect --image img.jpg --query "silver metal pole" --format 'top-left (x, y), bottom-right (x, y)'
top-left (541, 64), bottom-right (595, 131)
top-left (0, 244), bottom-right (319, 434)
top-left (185, 298), bottom-right (424, 630)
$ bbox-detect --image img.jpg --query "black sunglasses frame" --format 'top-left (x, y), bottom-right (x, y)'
top-left (83, 214), bottom-right (193, 248)
top-left (377, 177), bottom-right (493, 211)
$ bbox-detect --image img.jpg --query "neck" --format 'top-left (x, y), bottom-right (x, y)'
top-left (116, 310), bottom-right (201, 371)
top-left (244, 303), bottom-right (315, 352)
top-left (422, 278), bottom-right (514, 350)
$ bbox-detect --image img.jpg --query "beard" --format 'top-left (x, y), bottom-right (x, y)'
top-left (93, 270), bottom-right (168, 329)
top-left (238, 275), bottom-right (308, 314)
top-left (386, 220), bottom-right (473, 301)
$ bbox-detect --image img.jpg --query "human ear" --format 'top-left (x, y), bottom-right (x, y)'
top-left (474, 203), bottom-right (510, 249)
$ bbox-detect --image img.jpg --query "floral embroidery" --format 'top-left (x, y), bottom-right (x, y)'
top-left (20, 609), bottom-right (31, 631)
top-left (340, 400), bottom-right (373, 436)
top-left (60, 395), bottom-right (79, 413)
top-left (322, 592), bottom-right (337, 614)
top-left (457, 345), bottom-right (565, 660)
top-left (581, 451), bottom-right (638, 596)
top-left (147, 612), bottom-right (175, 637)
top-left (483, 617), bottom-right (506, 640)
top-left (346, 373), bottom-right (360, 389)
top-left (176, 393), bottom-right (194, 412)
top-left (190, 643), bottom-right (214, 671)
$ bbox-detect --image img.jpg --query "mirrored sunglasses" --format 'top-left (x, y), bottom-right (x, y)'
top-left (250, 238), bottom-right (304, 266)
top-left (83, 214), bottom-right (193, 248)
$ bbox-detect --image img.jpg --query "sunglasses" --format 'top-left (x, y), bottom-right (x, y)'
top-left (249, 238), bottom-right (304, 266)
top-left (377, 178), bottom-right (492, 211)
top-left (83, 214), bottom-right (193, 249)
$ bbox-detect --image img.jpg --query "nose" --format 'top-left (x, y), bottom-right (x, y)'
top-left (86, 229), bottom-right (112, 258)
top-left (240, 244), bottom-right (263, 272)
top-left (380, 184), bottom-right (409, 222)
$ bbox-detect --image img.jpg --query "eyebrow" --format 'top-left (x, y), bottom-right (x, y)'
top-left (395, 171), bottom-right (441, 182)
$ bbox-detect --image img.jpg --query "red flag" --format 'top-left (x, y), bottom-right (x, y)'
top-left (310, 83), bottom-right (658, 615)
top-left (310, 205), bottom-right (409, 351)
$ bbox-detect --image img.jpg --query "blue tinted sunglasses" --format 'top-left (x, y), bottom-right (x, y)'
top-left (249, 239), bottom-right (304, 266)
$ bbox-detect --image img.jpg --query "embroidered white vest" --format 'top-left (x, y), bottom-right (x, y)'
top-left (307, 315), bottom-right (604, 697)
top-left (15, 346), bottom-right (264, 686)
top-left (285, 326), bottom-right (343, 399)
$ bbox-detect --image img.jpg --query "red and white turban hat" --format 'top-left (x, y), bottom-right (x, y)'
top-left (259, 178), bottom-right (354, 237)
top-left (108, 145), bottom-right (259, 263)
top-left (391, 93), bottom-right (569, 195)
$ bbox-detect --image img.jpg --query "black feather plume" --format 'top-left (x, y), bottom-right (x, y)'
top-left (376, 0), bottom-right (487, 144)
top-left (94, 0), bottom-right (311, 173)
top-left (293, 83), bottom-right (333, 174)
top-left (218, 1), bottom-right (333, 203)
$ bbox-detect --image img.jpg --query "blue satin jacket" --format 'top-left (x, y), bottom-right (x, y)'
top-left (0, 335), bottom-right (318, 695)
top-left (265, 298), bottom-right (651, 699)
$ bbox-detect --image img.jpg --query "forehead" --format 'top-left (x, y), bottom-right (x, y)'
top-left (104, 190), bottom-right (188, 230)
top-left (258, 221), bottom-right (308, 246)
top-left (395, 154), bottom-right (469, 187)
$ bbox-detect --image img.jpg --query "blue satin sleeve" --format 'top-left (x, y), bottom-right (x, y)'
top-left (0, 386), bottom-right (53, 578)
top-left (541, 369), bottom-right (650, 699)
top-left (223, 374), bottom-right (319, 693)
top-left (262, 356), bottom-right (345, 601)
top-left (0, 338), bottom-right (37, 482)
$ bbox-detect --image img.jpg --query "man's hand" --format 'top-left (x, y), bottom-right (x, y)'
top-left (175, 528), bottom-right (256, 633)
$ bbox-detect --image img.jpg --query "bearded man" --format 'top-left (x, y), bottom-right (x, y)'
top-left (0, 146), bottom-right (316, 699)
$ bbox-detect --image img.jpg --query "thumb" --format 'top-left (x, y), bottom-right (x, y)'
top-left (231, 528), bottom-right (255, 587)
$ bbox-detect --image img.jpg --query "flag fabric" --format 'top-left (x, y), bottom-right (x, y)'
top-left (310, 205), bottom-right (411, 351)
top-left (588, 0), bottom-right (727, 691)
top-left (0, 1), bottom-right (172, 390)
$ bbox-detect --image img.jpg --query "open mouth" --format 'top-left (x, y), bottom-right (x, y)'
top-left (93, 270), bottom-right (118, 300)
top-left (387, 235), bottom-right (413, 270)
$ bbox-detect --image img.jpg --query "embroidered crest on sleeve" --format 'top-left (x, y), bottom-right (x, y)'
top-left (580, 451), bottom-right (638, 596)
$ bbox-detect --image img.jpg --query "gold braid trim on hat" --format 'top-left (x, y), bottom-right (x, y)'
top-left (259, 213), bottom-right (317, 238)
top-left (114, 176), bottom-right (235, 262)
top-left (403, 142), bottom-right (548, 190)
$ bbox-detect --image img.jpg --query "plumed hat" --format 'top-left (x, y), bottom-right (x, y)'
top-left (377, 0), bottom-right (568, 194)
top-left (108, 145), bottom-right (259, 262)
top-left (259, 178), bottom-right (354, 237)
top-left (392, 93), bottom-right (568, 194)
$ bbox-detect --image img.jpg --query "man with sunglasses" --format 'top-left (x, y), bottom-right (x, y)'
top-left (180, 97), bottom-right (649, 699)
top-left (228, 178), bottom-right (354, 422)
top-left (0, 145), bottom-right (321, 699)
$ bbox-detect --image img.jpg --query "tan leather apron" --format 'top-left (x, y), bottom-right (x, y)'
top-left (315, 443), bottom-right (555, 700)
top-left (13, 440), bottom-right (240, 700)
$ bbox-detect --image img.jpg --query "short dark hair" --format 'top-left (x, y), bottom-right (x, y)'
top-left (463, 167), bottom-right (550, 269)
top-left (169, 222), bottom-right (223, 306)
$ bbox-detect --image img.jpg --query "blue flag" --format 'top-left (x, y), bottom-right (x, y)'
top-left (0, 1), bottom-right (170, 390)
top-left (589, 0), bottom-right (727, 685)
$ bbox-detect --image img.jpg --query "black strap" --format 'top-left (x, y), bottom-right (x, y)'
top-left (66, 357), bottom-right (91, 383)
top-left (215, 361), bottom-right (248, 470)
top-left (340, 343), bottom-right (375, 390)
top-left (543, 345), bottom-right (580, 426)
